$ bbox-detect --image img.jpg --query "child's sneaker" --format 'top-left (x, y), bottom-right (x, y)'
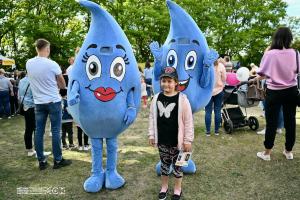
top-left (158, 189), bottom-right (168, 200)
top-left (257, 151), bottom-right (271, 161)
top-left (69, 144), bottom-right (76, 149)
top-left (78, 146), bottom-right (83, 151)
top-left (283, 150), bottom-right (293, 160)
top-left (84, 145), bottom-right (91, 151)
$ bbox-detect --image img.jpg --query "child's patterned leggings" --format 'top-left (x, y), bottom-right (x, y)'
top-left (158, 144), bottom-right (183, 178)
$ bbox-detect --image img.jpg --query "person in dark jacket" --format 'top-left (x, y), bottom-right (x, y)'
top-left (60, 89), bottom-right (75, 149)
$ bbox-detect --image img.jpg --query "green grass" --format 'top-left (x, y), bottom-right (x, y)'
top-left (0, 107), bottom-right (300, 200)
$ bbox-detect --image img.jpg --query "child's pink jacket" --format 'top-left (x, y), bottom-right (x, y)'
top-left (148, 93), bottom-right (194, 150)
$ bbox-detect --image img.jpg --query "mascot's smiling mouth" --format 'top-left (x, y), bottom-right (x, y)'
top-left (85, 84), bottom-right (123, 102)
top-left (177, 76), bottom-right (191, 92)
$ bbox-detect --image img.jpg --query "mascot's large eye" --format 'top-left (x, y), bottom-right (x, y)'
top-left (86, 55), bottom-right (101, 80)
top-left (166, 50), bottom-right (178, 69)
top-left (185, 51), bottom-right (197, 70)
top-left (110, 57), bottom-right (126, 82)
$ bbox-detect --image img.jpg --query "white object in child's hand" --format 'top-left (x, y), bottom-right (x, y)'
top-left (175, 151), bottom-right (192, 167)
top-left (157, 101), bottom-right (176, 118)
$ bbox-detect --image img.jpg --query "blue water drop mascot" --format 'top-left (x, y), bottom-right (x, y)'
top-left (67, 0), bottom-right (141, 193)
top-left (149, 0), bottom-right (218, 175)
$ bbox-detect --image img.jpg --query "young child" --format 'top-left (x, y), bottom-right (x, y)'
top-left (141, 75), bottom-right (148, 108)
top-left (148, 67), bottom-right (194, 200)
top-left (60, 89), bottom-right (75, 149)
top-left (77, 126), bottom-right (90, 151)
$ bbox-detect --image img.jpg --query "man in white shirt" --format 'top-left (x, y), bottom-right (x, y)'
top-left (26, 38), bottom-right (71, 170)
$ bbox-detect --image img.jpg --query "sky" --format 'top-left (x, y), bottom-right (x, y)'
top-left (284, 0), bottom-right (300, 17)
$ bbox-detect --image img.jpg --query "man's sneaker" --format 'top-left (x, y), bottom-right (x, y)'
top-left (39, 160), bottom-right (48, 170)
top-left (83, 145), bottom-right (91, 151)
top-left (257, 128), bottom-right (266, 135)
top-left (215, 132), bottom-right (219, 136)
top-left (206, 133), bottom-right (211, 137)
top-left (158, 189), bottom-right (168, 200)
top-left (78, 146), bottom-right (83, 151)
top-left (27, 150), bottom-right (36, 157)
top-left (62, 145), bottom-right (69, 150)
top-left (53, 158), bottom-right (72, 169)
top-left (283, 150), bottom-right (293, 160)
top-left (277, 128), bottom-right (283, 134)
top-left (8, 116), bottom-right (11, 119)
top-left (257, 151), bottom-right (271, 161)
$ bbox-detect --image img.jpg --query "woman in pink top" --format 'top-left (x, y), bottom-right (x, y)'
top-left (252, 27), bottom-right (299, 161)
top-left (204, 59), bottom-right (227, 136)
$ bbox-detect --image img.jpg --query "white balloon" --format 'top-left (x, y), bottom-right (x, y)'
top-left (236, 67), bottom-right (250, 81)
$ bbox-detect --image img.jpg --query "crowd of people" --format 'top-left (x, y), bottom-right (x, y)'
top-left (0, 26), bottom-right (298, 199)
top-left (0, 69), bottom-right (22, 119)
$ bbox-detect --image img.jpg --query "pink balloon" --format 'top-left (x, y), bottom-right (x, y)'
top-left (226, 72), bottom-right (240, 86)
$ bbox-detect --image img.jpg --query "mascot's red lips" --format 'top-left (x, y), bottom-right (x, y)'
top-left (94, 87), bottom-right (116, 102)
top-left (177, 78), bottom-right (190, 92)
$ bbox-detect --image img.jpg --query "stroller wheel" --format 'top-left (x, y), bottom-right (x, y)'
top-left (248, 116), bottom-right (259, 131)
top-left (224, 120), bottom-right (233, 134)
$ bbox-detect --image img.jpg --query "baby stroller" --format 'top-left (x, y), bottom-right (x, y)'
top-left (222, 82), bottom-right (260, 134)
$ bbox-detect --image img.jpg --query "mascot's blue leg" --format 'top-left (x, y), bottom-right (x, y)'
top-left (84, 138), bottom-right (105, 193)
top-left (105, 137), bottom-right (125, 189)
top-left (155, 159), bottom-right (196, 175)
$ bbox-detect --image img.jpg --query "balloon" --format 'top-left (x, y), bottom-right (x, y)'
top-left (236, 67), bottom-right (250, 82)
top-left (226, 72), bottom-right (240, 86)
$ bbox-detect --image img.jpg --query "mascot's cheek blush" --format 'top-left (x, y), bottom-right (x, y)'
top-left (94, 87), bottom-right (116, 102)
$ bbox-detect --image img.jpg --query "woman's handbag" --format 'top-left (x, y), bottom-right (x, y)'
top-left (295, 50), bottom-right (300, 106)
top-left (17, 84), bottom-right (30, 116)
top-left (247, 79), bottom-right (265, 101)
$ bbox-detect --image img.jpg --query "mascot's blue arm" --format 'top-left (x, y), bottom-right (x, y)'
top-left (68, 80), bottom-right (80, 106)
top-left (149, 41), bottom-right (163, 81)
top-left (200, 49), bottom-right (219, 88)
top-left (199, 66), bottom-right (211, 88)
top-left (124, 89), bottom-right (137, 125)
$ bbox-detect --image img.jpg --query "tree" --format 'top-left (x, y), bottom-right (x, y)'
top-left (0, 0), bottom-right (290, 69)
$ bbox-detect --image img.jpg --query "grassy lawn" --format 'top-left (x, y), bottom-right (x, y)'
top-left (0, 107), bottom-right (299, 200)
